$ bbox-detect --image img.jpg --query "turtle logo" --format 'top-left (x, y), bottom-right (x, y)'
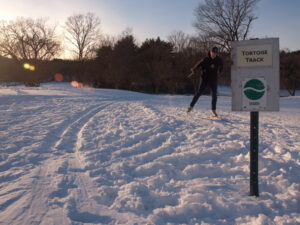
top-left (243, 79), bottom-right (265, 100)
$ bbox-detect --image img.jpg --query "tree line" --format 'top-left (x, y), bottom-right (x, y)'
top-left (0, 34), bottom-right (231, 94)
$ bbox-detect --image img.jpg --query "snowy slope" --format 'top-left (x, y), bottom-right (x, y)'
top-left (0, 83), bottom-right (299, 225)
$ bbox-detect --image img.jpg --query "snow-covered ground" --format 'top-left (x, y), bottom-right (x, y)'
top-left (0, 82), bottom-right (299, 225)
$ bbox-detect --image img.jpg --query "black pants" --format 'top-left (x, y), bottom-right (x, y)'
top-left (190, 79), bottom-right (217, 110)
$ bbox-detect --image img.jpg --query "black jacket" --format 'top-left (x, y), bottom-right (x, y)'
top-left (192, 52), bottom-right (223, 82)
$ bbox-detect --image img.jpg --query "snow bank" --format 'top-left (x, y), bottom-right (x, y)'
top-left (0, 82), bottom-right (299, 224)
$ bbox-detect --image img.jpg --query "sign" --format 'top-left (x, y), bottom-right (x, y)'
top-left (231, 38), bottom-right (280, 197)
top-left (237, 45), bottom-right (273, 67)
top-left (231, 38), bottom-right (280, 112)
top-left (242, 78), bottom-right (266, 110)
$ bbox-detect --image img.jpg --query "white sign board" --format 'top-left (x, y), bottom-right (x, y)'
top-left (237, 45), bottom-right (273, 67)
top-left (231, 38), bottom-right (280, 111)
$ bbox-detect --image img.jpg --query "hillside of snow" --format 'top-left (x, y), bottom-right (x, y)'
top-left (0, 82), bottom-right (299, 225)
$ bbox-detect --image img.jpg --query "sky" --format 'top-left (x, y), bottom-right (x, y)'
top-left (0, 0), bottom-right (299, 51)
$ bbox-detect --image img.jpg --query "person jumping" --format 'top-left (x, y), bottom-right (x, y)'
top-left (187, 46), bottom-right (223, 118)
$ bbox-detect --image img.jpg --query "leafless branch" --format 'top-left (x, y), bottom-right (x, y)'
top-left (0, 18), bottom-right (61, 61)
top-left (193, 0), bottom-right (260, 51)
top-left (65, 13), bottom-right (101, 60)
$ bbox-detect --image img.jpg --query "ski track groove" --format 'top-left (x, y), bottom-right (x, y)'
top-left (34, 100), bottom-right (147, 225)
top-left (39, 101), bottom-right (117, 224)
top-left (0, 101), bottom-right (125, 224)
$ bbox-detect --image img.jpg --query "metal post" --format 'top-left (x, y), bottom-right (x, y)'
top-left (250, 111), bottom-right (259, 197)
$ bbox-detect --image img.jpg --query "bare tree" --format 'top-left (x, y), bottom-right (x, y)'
top-left (65, 13), bottom-right (101, 60)
top-left (167, 30), bottom-right (190, 53)
top-left (98, 34), bottom-right (117, 49)
top-left (193, 0), bottom-right (260, 51)
top-left (0, 18), bottom-right (61, 61)
top-left (187, 34), bottom-right (216, 54)
top-left (280, 50), bottom-right (300, 96)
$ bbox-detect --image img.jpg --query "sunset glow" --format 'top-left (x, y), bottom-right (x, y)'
top-left (54, 73), bottom-right (63, 82)
top-left (71, 80), bottom-right (82, 88)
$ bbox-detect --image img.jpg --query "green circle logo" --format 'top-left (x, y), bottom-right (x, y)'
top-left (243, 79), bottom-right (265, 100)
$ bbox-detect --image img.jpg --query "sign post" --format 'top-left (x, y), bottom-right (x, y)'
top-left (250, 111), bottom-right (259, 196)
top-left (231, 38), bottom-right (280, 197)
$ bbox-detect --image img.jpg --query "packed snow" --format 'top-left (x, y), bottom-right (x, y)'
top-left (0, 82), bottom-right (299, 225)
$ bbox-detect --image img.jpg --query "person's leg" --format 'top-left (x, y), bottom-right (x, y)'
top-left (210, 81), bottom-right (218, 111)
top-left (190, 79), bottom-right (208, 108)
